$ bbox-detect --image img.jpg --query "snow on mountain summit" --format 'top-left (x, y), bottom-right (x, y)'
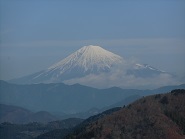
top-left (48, 45), bottom-right (124, 73)
top-left (21, 45), bottom-right (124, 83)
top-left (135, 64), bottom-right (166, 73)
top-left (10, 45), bottom-right (174, 88)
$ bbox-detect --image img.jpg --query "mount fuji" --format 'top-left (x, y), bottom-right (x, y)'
top-left (10, 45), bottom-right (175, 88)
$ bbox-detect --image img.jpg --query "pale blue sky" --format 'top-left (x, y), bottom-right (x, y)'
top-left (0, 0), bottom-right (185, 80)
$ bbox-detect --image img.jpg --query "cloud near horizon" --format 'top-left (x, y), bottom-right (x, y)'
top-left (64, 61), bottom-right (182, 89)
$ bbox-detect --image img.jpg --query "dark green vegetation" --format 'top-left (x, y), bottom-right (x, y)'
top-left (0, 118), bottom-right (83, 139)
top-left (65, 89), bottom-right (185, 139)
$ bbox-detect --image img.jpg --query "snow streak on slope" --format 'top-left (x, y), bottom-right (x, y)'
top-left (30, 45), bottom-right (124, 83)
top-left (10, 45), bottom-right (178, 89)
top-left (135, 64), bottom-right (166, 73)
top-left (48, 45), bottom-right (123, 73)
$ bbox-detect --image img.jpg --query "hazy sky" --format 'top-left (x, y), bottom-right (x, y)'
top-left (0, 0), bottom-right (185, 80)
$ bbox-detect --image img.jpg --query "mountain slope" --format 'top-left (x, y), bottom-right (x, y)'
top-left (0, 80), bottom-right (141, 115)
top-left (9, 45), bottom-right (176, 89)
top-left (0, 104), bottom-right (32, 124)
top-left (127, 63), bottom-right (167, 78)
top-left (0, 118), bottom-right (83, 139)
top-left (66, 89), bottom-right (185, 139)
top-left (0, 104), bottom-right (58, 124)
top-left (1, 80), bottom-right (185, 119)
top-left (11, 45), bottom-right (124, 84)
top-left (48, 45), bottom-right (123, 73)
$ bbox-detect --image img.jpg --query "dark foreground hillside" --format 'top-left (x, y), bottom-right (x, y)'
top-left (66, 89), bottom-right (185, 139)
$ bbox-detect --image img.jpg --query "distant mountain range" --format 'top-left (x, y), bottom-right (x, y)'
top-left (0, 80), bottom-right (141, 115)
top-left (0, 104), bottom-right (59, 124)
top-left (10, 45), bottom-right (177, 89)
top-left (0, 80), bottom-right (185, 117)
top-left (1, 89), bottom-right (184, 139)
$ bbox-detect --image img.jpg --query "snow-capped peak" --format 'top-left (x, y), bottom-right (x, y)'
top-left (11, 45), bottom-right (174, 88)
top-left (135, 63), bottom-right (166, 73)
top-left (48, 45), bottom-right (124, 73)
